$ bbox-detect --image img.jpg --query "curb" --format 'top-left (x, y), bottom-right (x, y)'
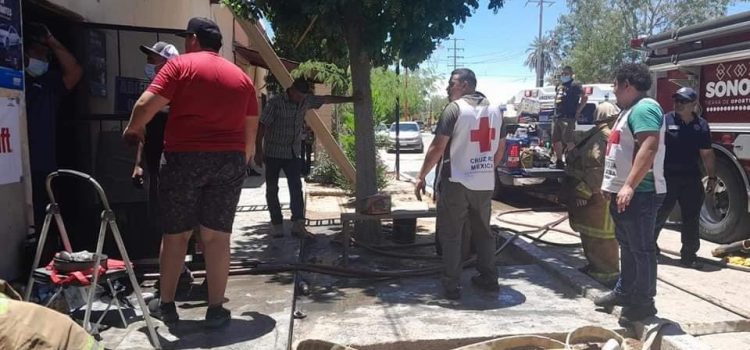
top-left (494, 229), bottom-right (712, 350)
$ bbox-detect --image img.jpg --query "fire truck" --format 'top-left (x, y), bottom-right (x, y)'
top-left (632, 11), bottom-right (750, 243)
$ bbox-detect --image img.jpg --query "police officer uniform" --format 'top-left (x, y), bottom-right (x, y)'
top-left (654, 87), bottom-right (712, 269)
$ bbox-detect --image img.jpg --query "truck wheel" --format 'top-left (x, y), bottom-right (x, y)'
top-left (700, 157), bottom-right (750, 243)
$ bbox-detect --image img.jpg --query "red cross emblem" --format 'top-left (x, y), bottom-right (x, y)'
top-left (470, 117), bottom-right (496, 152)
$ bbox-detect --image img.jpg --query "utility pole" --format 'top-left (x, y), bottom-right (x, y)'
top-left (395, 62), bottom-right (401, 180)
top-left (527, 0), bottom-right (554, 87)
top-left (447, 38), bottom-right (464, 70)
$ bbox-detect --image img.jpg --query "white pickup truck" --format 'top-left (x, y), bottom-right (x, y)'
top-left (495, 84), bottom-right (615, 196)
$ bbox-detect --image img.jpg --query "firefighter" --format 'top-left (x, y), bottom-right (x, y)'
top-left (559, 102), bottom-right (621, 287)
top-left (654, 87), bottom-right (716, 270)
top-left (0, 280), bottom-right (102, 350)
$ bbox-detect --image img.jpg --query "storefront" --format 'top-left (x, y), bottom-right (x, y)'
top-left (0, 0), bottom-right (266, 279)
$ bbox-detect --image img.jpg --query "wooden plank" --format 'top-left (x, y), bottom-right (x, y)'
top-left (234, 18), bottom-right (356, 185)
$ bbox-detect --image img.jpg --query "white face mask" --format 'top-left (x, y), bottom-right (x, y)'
top-left (144, 64), bottom-right (157, 80)
top-left (560, 75), bottom-right (572, 84)
top-left (26, 58), bottom-right (49, 77)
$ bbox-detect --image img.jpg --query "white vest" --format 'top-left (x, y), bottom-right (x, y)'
top-left (446, 99), bottom-right (503, 191)
top-left (601, 97), bottom-right (666, 194)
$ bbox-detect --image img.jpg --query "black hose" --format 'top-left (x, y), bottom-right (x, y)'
top-left (352, 238), bottom-right (441, 260)
top-left (142, 227), bottom-right (528, 280)
top-left (494, 209), bottom-right (583, 248)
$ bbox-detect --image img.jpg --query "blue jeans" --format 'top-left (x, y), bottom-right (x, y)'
top-left (265, 157), bottom-right (305, 224)
top-left (609, 191), bottom-right (664, 306)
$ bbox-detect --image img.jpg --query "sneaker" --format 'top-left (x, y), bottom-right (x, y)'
top-left (272, 224), bottom-right (285, 238)
top-left (147, 298), bottom-right (179, 324)
top-left (555, 160), bottom-right (565, 169)
top-left (593, 291), bottom-right (630, 308)
top-left (618, 303), bottom-right (657, 326)
top-left (444, 287), bottom-right (461, 300)
top-left (470, 274), bottom-right (500, 292)
top-left (291, 220), bottom-right (315, 239)
top-left (679, 259), bottom-right (704, 270)
top-left (205, 304), bottom-right (231, 329)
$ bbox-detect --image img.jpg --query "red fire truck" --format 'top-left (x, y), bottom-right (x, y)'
top-left (632, 11), bottom-right (750, 243)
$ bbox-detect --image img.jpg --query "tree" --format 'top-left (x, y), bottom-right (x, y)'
top-left (524, 35), bottom-right (561, 86)
top-left (224, 0), bottom-right (505, 242)
top-left (554, 0), bottom-right (734, 83)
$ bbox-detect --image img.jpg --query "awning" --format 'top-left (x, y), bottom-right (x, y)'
top-left (233, 43), bottom-right (300, 71)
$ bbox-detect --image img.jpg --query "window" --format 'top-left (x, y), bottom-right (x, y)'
top-left (390, 123), bottom-right (419, 132)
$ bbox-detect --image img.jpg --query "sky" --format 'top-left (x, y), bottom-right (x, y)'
top-left (427, 0), bottom-right (750, 104)
top-left (261, 1), bottom-right (750, 104)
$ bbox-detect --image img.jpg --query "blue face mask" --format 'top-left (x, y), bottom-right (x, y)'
top-left (26, 58), bottom-right (49, 77)
top-left (144, 64), bottom-right (156, 80)
top-left (560, 75), bottom-right (572, 84)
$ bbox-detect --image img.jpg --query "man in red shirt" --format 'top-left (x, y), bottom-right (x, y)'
top-left (123, 17), bottom-right (258, 328)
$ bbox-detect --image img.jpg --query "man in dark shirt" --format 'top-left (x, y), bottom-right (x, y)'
top-left (552, 66), bottom-right (587, 168)
top-left (24, 23), bottom-right (82, 232)
top-left (654, 87), bottom-right (716, 269)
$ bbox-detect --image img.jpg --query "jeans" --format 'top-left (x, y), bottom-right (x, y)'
top-left (654, 175), bottom-right (704, 261)
top-left (610, 191), bottom-right (664, 306)
top-left (265, 157), bottom-right (304, 224)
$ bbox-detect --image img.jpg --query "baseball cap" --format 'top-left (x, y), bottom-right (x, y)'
top-left (672, 87), bottom-right (698, 102)
top-left (139, 41), bottom-right (179, 59)
top-left (176, 17), bottom-right (222, 40)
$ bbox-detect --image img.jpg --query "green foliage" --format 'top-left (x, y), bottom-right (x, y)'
top-left (223, 0), bottom-right (505, 208)
top-left (524, 35), bottom-right (561, 82)
top-left (292, 61), bottom-right (351, 95)
top-left (552, 0), bottom-right (734, 83)
top-left (222, 0), bottom-right (505, 70)
top-left (309, 110), bottom-right (390, 192)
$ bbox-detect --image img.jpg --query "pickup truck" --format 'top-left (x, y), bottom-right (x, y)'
top-left (495, 84), bottom-right (615, 196)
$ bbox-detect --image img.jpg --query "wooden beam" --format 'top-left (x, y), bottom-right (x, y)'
top-left (234, 17), bottom-right (356, 185)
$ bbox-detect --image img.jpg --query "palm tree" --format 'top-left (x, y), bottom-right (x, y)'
top-left (524, 35), bottom-right (561, 87)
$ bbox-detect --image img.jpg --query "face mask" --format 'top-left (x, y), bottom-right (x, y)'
top-left (560, 75), bottom-right (572, 84)
top-left (144, 64), bottom-right (157, 80)
top-left (26, 58), bottom-right (49, 77)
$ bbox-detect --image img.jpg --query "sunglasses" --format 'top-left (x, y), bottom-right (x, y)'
top-left (674, 99), bottom-right (694, 104)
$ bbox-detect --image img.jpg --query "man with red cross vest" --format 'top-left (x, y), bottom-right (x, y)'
top-left (416, 68), bottom-right (505, 300)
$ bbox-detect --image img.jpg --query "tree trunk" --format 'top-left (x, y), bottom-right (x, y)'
top-left (343, 10), bottom-right (382, 243)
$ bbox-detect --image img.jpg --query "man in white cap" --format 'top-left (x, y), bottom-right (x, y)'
top-left (132, 41), bottom-right (179, 236)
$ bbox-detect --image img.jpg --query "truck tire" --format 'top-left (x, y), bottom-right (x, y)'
top-left (699, 157), bottom-right (750, 243)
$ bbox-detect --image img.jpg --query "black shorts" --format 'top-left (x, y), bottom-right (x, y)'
top-left (159, 152), bottom-right (245, 234)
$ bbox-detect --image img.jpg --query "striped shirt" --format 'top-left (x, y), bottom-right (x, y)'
top-left (260, 94), bottom-right (324, 159)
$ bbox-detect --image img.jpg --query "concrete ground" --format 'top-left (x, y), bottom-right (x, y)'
top-left (89, 136), bottom-right (749, 349)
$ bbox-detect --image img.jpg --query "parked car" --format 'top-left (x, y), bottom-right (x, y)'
top-left (387, 121), bottom-right (424, 153)
top-left (0, 25), bottom-right (20, 48)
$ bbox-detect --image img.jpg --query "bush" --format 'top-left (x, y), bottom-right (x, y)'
top-left (309, 133), bottom-right (390, 193)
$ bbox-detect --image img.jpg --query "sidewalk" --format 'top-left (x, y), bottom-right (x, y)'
top-left (97, 173), bottom-right (737, 349)
top-left (98, 175), bottom-right (624, 349)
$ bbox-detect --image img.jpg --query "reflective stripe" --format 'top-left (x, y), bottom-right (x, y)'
top-left (82, 336), bottom-right (103, 350)
top-left (0, 294), bottom-right (7, 315)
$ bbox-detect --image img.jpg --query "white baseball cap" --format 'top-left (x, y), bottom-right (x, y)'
top-left (139, 41), bottom-right (179, 59)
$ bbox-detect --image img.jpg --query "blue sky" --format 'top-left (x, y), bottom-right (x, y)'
top-left (427, 0), bottom-right (750, 103)
top-left (261, 1), bottom-right (750, 103)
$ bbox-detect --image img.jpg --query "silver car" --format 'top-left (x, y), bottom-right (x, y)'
top-left (387, 121), bottom-right (424, 153)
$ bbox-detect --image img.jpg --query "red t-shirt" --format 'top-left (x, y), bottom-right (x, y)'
top-left (147, 51), bottom-right (258, 152)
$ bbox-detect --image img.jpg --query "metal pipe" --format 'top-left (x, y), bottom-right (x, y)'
top-left (711, 239), bottom-right (750, 257)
